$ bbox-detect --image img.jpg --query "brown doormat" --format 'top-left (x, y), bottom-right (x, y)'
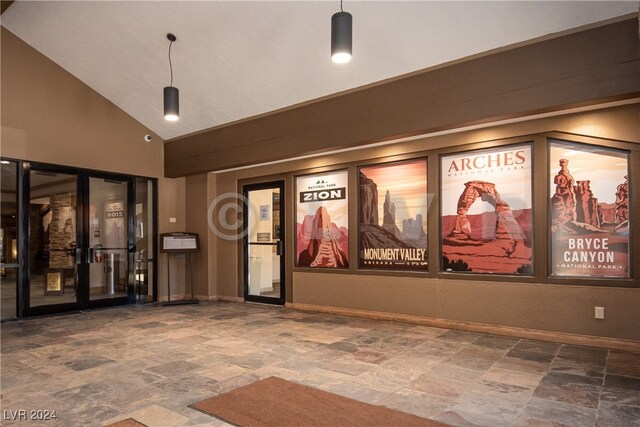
top-left (104, 418), bottom-right (148, 427)
top-left (190, 376), bottom-right (448, 427)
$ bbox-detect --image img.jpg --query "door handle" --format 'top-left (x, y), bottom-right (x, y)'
top-left (276, 241), bottom-right (284, 256)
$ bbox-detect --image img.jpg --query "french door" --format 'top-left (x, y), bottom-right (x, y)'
top-left (243, 181), bottom-right (285, 305)
top-left (21, 162), bottom-right (155, 316)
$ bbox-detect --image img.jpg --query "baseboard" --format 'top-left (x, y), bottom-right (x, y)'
top-left (159, 294), bottom-right (192, 303)
top-left (209, 295), bottom-right (244, 303)
top-left (286, 302), bottom-right (640, 352)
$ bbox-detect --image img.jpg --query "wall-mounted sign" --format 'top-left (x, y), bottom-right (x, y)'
top-left (440, 144), bottom-right (533, 274)
top-left (296, 170), bottom-right (349, 268)
top-left (359, 159), bottom-right (428, 270)
top-left (549, 141), bottom-right (630, 278)
top-left (259, 205), bottom-right (270, 221)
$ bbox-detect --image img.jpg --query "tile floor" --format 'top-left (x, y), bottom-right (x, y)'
top-left (1, 302), bottom-right (639, 427)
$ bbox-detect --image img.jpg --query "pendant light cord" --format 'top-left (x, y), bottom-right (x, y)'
top-left (168, 39), bottom-right (174, 87)
top-left (340, 0), bottom-right (343, 12)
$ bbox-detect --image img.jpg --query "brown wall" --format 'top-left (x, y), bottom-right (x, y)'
top-left (205, 104), bottom-right (640, 342)
top-left (1, 26), bottom-right (186, 301)
top-left (165, 16), bottom-right (640, 177)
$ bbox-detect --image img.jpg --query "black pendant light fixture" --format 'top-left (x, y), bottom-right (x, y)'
top-left (331, 0), bottom-right (352, 64)
top-left (164, 33), bottom-right (179, 121)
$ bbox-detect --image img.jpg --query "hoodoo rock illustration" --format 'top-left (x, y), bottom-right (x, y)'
top-left (297, 207), bottom-right (348, 268)
top-left (359, 172), bottom-right (378, 225)
top-left (574, 180), bottom-right (603, 228)
top-left (448, 181), bottom-right (525, 241)
top-left (615, 175), bottom-right (629, 223)
top-left (550, 158), bottom-right (577, 230)
top-left (550, 159), bottom-right (613, 235)
top-left (402, 214), bottom-right (426, 242)
top-left (382, 191), bottom-right (402, 239)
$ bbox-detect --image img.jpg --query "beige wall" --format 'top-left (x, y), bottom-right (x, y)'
top-left (165, 16), bottom-right (640, 176)
top-left (1, 26), bottom-right (186, 301)
top-left (206, 104), bottom-right (640, 342)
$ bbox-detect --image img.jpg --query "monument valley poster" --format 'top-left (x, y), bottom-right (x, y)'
top-left (441, 144), bottom-right (533, 274)
top-left (359, 160), bottom-right (428, 270)
top-left (296, 170), bottom-right (349, 268)
top-left (549, 141), bottom-right (629, 278)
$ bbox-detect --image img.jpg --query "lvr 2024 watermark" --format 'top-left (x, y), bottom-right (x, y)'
top-left (3, 410), bottom-right (57, 421)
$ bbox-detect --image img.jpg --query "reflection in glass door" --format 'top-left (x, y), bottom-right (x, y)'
top-left (134, 178), bottom-right (156, 303)
top-left (28, 168), bottom-right (80, 310)
top-left (244, 181), bottom-right (285, 304)
top-left (88, 177), bottom-right (129, 301)
top-left (1, 160), bottom-right (19, 320)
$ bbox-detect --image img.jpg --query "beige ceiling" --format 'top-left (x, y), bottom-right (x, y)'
top-left (2, 1), bottom-right (638, 141)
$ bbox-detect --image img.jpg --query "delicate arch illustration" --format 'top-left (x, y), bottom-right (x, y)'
top-left (448, 180), bottom-right (524, 241)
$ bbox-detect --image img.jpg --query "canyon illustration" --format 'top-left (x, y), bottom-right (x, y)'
top-left (359, 161), bottom-right (428, 270)
top-left (296, 172), bottom-right (349, 268)
top-left (549, 143), bottom-right (629, 278)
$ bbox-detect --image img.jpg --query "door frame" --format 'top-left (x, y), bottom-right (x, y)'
top-left (82, 171), bottom-right (134, 310)
top-left (18, 160), bottom-right (157, 317)
top-left (243, 180), bottom-right (285, 305)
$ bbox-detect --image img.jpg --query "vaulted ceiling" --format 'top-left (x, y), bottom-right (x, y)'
top-left (2, 1), bottom-right (637, 140)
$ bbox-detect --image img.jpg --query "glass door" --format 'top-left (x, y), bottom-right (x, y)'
top-left (1, 160), bottom-right (19, 320)
top-left (134, 177), bottom-right (156, 303)
top-left (243, 181), bottom-right (285, 305)
top-left (86, 176), bottom-right (130, 305)
top-left (26, 166), bottom-right (82, 314)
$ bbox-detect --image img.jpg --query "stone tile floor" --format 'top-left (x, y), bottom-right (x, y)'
top-left (1, 302), bottom-right (639, 426)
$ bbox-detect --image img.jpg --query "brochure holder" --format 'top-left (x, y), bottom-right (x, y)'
top-left (160, 232), bottom-right (200, 306)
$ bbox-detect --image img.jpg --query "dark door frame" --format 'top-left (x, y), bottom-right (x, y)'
top-left (243, 180), bottom-right (285, 305)
top-left (14, 159), bottom-right (158, 318)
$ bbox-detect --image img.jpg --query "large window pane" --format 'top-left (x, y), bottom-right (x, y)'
top-left (295, 170), bottom-right (349, 268)
top-left (134, 178), bottom-right (154, 302)
top-left (358, 159), bottom-right (428, 271)
top-left (549, 140), bottom-right (630, 278)
top-left (1, 160), bottom-right (19, 320)
top-left (89, 177), bottom-right (128, 300)
top-left (29, 170), bottom-right (78, 307)
top-left (440, 144), bottom-right (534, 274)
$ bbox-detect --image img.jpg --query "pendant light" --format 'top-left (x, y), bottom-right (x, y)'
top-left (331, 0), bottom-right (352, 64)
top-left (164, 33), bottom-right (179, 121)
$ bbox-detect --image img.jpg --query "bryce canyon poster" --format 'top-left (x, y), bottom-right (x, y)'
top-left (441, 144), bottom-right (533, 274)
top-left (549, 141), bottom-right (629, 278)
top-left (296, 170), bottom-right (349, 268)
top-left (359, 160), bottom-right (428, 270)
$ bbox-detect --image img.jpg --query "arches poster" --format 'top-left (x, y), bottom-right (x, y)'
top-left (440, 144), bottom-right (533, 274)
top-left (549, 141), bottom-right (629, 278)
top-left (359, 159), bottom-right (428, 270)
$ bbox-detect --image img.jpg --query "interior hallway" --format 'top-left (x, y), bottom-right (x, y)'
top-left (1, 302), bottom-right (639, 427)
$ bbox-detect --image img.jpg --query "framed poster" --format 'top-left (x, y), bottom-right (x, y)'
top-left (440, 143), bottom-right (533, 274)
top-left (45, 270), bottom-right (63, 295)
top-left (549, 140), bottom-right (630, 278)
top-left (359, 159), bottom-right (428, 270)
top-left (296, 170), bottom-right (349, 268)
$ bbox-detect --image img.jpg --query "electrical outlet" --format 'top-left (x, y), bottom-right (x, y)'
top-left (595, 306), bottom-right (605, 319)
top-left (169, 217), bottom-right (177, 223)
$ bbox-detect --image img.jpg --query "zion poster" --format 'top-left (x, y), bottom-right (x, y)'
top-left (359, 159), bottom-right (428, 270)
top-left (441, 144), bottom-right (533, 274)
top-left (296, 170), bottom-right (349, 268)
top-left (549, 141), bottom-right (629, 278)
